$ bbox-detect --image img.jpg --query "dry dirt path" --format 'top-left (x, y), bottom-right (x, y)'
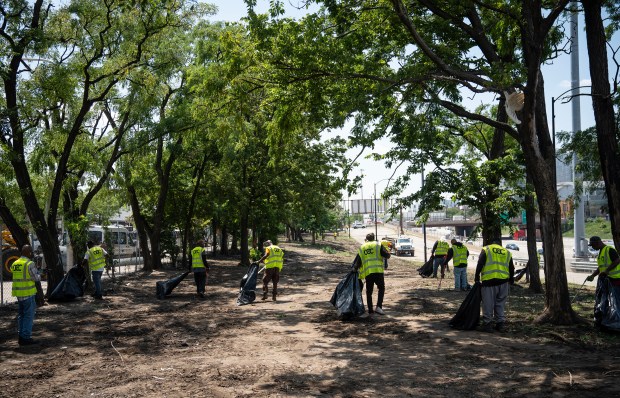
top-left (1, 238), bottom-right (619, 397)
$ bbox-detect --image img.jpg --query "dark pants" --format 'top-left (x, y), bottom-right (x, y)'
top-left (17, 296), bottom-right (36, 340)
top-left (359, 273), bottom-right (385, 313)
top-left (263, 268), bottom-right (280, 297)
top-left (92, 270), bottom-right (103, 298)
top-left (194, 271), bottom-right (207, 294)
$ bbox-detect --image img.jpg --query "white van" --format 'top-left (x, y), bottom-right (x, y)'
top-left (59, 225), bottom-right (139, 270)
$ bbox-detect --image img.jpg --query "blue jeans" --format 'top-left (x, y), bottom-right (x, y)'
top-left (92, 270), bottom-right (103, 297)
top-left (433, 257), bottom-right (446, 277)
top-left (454, 266), bottom-right (468, 289)
top-left (17, 295), bottom-right (36, 340)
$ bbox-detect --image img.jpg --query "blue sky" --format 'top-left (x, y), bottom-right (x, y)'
top-left (207, 1), bottom-right (613, 201)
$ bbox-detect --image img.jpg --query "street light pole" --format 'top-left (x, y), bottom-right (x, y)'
top-left (373, 178), bottom-right (391, 239)
top-left (551, 84), bottom-right (591, 257)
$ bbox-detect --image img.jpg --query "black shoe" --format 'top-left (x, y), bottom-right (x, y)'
top-left (495, 323), bottom-right (507, 333)
top-left (94, 295), bottom-right (103, 300)
top-left (262, 293), bottom-right (268, 301)
top-left (481, 323), bottom-right (494, 333)
top-left (18, 337), bottom-right (38, 346)
top-left (199, 293), bottom-right (206, 299)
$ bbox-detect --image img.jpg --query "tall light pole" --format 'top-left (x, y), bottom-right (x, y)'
top-left (374, 178), bottom-right (390, 239)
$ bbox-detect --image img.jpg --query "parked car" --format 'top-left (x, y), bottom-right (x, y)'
top-left (352, 221), bottom-right (366, 229)
top-left (505, 243), bottom-right (519, 251)
top-left (394, 237), bottom-right (414, 256)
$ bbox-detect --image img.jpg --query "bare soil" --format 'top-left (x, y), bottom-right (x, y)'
top-left (1, 237), bottom-right (620, 398)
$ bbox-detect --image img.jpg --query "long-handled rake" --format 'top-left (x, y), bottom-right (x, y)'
top-left (571, 278), bottom-right (589, 304)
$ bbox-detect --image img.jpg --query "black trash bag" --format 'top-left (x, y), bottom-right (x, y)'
top-left (449, 281), bottom-right (482, 330)
top-left (237, 262), bottom-right (259, 306)
top-left (514, 267), bottom-right (528, 282)
top-left (330, 270), bottom-right (365, 320)
top-left (156, 271), bottom-right (190, 299)
top-left (594, 276), bottom-right (620, 331)
top-left (48, 265), bottom-right (86, 302)
top-left (418, 257), bottom-right (434, 278)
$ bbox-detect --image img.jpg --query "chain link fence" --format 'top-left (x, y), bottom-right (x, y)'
top-left (0, 253), bottom-right (147, 306)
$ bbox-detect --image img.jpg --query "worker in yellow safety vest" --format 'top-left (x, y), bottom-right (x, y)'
top-left (380, 237), bottom-right (393, 269)
top-left (11, 244), bottom-right (42, 346)
top-left (258, 240), bottom-right (284, 301)
top-left (191, 240), bottom-right (209, 299)
top-left (82, 240), bottom-right (109, 300)
top-left (431, 238), bottom-right (450, 278)
top-left (474, 238), bottom-right (515, 333)
top-left (445, 239), bottom-right (470, 291)
top-left (353, 233), bottom-right (391, 317)
top-left (587, 236), bottom-right (620, 283)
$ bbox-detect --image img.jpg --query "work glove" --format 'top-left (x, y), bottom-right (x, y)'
top-left (586, 274), bottom-right (595, 282)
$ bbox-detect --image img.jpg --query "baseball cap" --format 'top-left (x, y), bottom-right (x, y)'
top-left (588, 236), bottom-right (602, 246)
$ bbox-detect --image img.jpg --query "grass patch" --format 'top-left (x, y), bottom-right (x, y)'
top-left (322, 246), bottom-right (337, 254)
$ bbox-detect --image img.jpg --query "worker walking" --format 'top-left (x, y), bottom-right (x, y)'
top-left (82, 241), bottom-right (109, 300)
top-left (191, 240), bottom-right (209, 299)
top-left (474, 238), bottom-right (514, 332)
top-left (258, 240), bottom-right (284, 301)
top-left (11, 244), bottom-right (43, 346)
top-left (353, 233), bottom-right (391, 317)
top-left (445, 238), bottom-right (470, 291)
top-left (431, 238), bottom-right (450, 278)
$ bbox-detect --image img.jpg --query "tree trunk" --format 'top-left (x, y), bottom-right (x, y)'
top-left (583, 0), bottom-right (620, 250)
top-left (126, 183), bottom-right (153, 272)
top-left (519, 67), bottom-right (577, 323)
top-left (0, 199), bottom-right (30, 248)
top-left (220, 225), bottom-right (229, 256)
top-left (240, 210), bottom-right (250, 266)
top-left (525, 174), bottom-right (543, 293)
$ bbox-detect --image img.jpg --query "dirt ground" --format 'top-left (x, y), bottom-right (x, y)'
top-left (2, 237), bottom-right (620, 398)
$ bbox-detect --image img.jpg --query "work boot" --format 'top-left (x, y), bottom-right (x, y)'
top-left (262, 292), bottom-right (268, 301)
top-left (481, 323), bottom-right (494, 333)
top-left (495, 322), bottom-right (507, 333)
top-left (18, 337), bottom-right (38, 346)
top-left (272, 295), bottom-right (277, 302)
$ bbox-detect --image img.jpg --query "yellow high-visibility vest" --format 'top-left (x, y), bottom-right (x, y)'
top-left (191, 246), bottom-right (206, 271)
top-left (11, 257), bottom-right (36, 297)
top-left (481, 244), bottom-right (511, 281)
top-left (598, 246), bottom-right (620, 279)
top-left (265, 245), bottom-right (284, 270)
top-left (435, 240), bottom-right (449, 256)
top-left (452, 245), bottom-right (468, 266)
top-left (358, 241), bottom-right (384, 279)
top-left (87, 246), bottom-right (106, 271)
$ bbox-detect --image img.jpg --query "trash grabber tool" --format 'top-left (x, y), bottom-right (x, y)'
top-left (571, 277), bottom-right (588, 304)
top-left (258, 266), bottom-right (266, 274)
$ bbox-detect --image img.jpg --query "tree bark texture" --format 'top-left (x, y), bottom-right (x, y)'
top-left (582, 0), bottom-right (620, 250)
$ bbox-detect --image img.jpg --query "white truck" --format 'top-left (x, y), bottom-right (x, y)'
top-left (394, 237), bottom-right (414, 256)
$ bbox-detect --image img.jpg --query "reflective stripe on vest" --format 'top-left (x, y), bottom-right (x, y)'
top-left (481, 244), bottom-right (511, 281)
top-left (598, 246), bottom-right (620, 279)
top-left (435, 240), bottom-right (449, 256)
top-left (11, 257), bottom-right (36, 297)
top-left (265, 245), bottom-right (284, 270)
top-left (191, 246), bottom-right (205, 271)
top-left (452, 245), bottom-right (468, 266)
top-left (88, 247), bottom-right (106, 271)
top-left (358, 241), bottom-right (384, 279)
